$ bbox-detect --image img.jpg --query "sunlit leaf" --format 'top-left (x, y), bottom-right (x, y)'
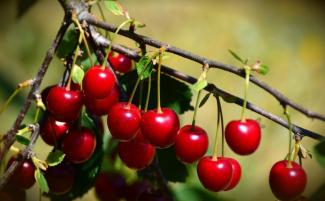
top-left (46, 150), bottom-right (65, 167)
top-left (228, 49), bottom-right (244, 64)
top-left (71, 65), bottom-right (84, 85)
top-left (136, 56), bottom-right (154, 80)
top-left (35, 169), bottom-right (49, 193)
top-left (104, 0), bottom-right (124, 16)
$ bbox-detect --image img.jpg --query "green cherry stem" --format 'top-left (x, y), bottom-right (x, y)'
top-left (101, 19), bottom-right (133, 70)
top-left (66, 34), bottom-right (82, 90)
top-left (216, 96), bottom-right (225, 157)
top-left (284, 106), bottom-right (293, 167)
top-left (144, 75), bottom-right (152, 112)
top-left (72, 12), bottom-right (94, 67)
top-left (240, 66), bottom-right (251, 122)
top-left (191, 90), bottom-right (202, 130)
top-left (96, 2), bottom-right (110, 39)
top-left (212, 99), bottom-right (221, 161)
top-left (156, 47), bottom-right (166, 113)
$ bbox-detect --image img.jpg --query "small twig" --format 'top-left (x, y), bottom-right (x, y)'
top-left (0, 124), bottom-right (40, 190)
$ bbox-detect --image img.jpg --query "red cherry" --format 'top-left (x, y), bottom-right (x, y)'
top-left (197, 156), bottom-right (233, 192)
top-left (1, 183), bottom-right (26, 201)
top-left (61, 127), bottom-right (97, 164)
top-left (141, 108), bottom-right (180, 148)
top-left (137, 189), bottom-right (171, 201)
top-left (83, 65), bottom-right (115, 99)
top-left (269, 160), bottom-right (307, 201)
top-left (108, 51), bottom-right (133, 73)
top-left (124, 181), bottom-right (151, 201)
top-left (44, 163), bottom-right (75, 195)
top-left (46, 86), bottom-right (83, 122)
top-left (41, 85), bottom-right (55, 107)
top-left (7, 156), bottom-right (36, 189)
top-left (118, 131), bottom-right (156, 170)
top-left (224, 157), bottom-right (241, 191)
top-left (85, 86), bottom-right (119, 116)
top-left (107, 102), bottom-right (141, 141)
top-left (40, 115), bottom-right (69, 146)
top-left (225, 119), bottom-right (261, 155)
top-left (95, 172), bottom-right (126, 201)
top-left (174, 125), bottom-right (208, 163)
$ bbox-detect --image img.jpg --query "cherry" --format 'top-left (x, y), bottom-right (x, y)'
top-left (174, 125), bottom-right (208, 163)
top-left (137, 189), bottom-right (171, 201)
top-left (1, 183), bottom-right (26, 201)
top-left (0, 191), bottom-right (12, 201)
top-left (225, 119), bottom-right (261, 155)
top-left (95, 172), bottom-right (126, 201)
top-left (44, 162), bottom-right (75, 195)
top-left (41, 85), bottom-right (55, 107)
top-left (197, 156), bottom-right (233, 192)
top-left (46, 86), bottom-right (83, 122)
top-left (107, 102), bottom-right (141, 141)
top-left (61, 127), bottom-right (97, 164)
top-left (224, 157), bottom-right (241, 191)
top-left (85, 86), bottom-right (119, 116)
top-left (7, 156), bottom-right (36, 189)
top-left (141, 108), bottom-right (180, 148)
top-left (269, 160), bottom-right (307, 201)
top-left (124, 180), bottom-right (151, 201)
top-left (40, 115), bottom-right (69, 146)
top-left (118, 131), bottom-right (156, 170)
top-left (83, 65), bottom-right (115, 99)
top-left (108, 51), bottom-right (133, 73)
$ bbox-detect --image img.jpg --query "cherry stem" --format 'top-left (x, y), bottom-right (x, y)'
top-left (240, 66), bottom-right (251, 122)
top-left (191, 90), bottom-right (202, 130)
top-left (0, 88), bottom-right (21, 115)
top-left (212, 100), bottom-right (221, 161)
top-left (138, 80), bottom-right (144, 110)
top-left (144, 75), bottom-right (152, 112)
top-left (284, 107), bottom-right (293, 167)
top-left (72, 12), bottom-right (94, 66)
top-left (34, 108), bottom-right (41, 123)
top-left (96, 2), bottom-right (110, 39)
top-left (216, 96), bottom-right (225, 157)
top-left (157, 48), bottom-right (166, 113)
top-left (66, 34), bottom-right (82, 90)
top-left (101, 19), bottom-right (133, 70)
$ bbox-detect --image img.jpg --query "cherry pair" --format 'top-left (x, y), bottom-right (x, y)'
top-left (197, 156), bottom-right (241, 192)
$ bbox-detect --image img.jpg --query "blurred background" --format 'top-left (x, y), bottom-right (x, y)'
top-left (0, 0), bottom-right (324, 201)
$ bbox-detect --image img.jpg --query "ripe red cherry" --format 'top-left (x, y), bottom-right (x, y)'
top-left (174, 125), bottom-right (208, 163)
top-left (61, 127), bottom-right (97, 164)
top-left (40, 115), bottom-right (69, 146)
top-left (108, 51), bottom-right (133, 73)
top-left (46, 86), bottom-right (83, 122)
top-left (225, 119), bottom-right (261, 155)
top-left (137, 189), bottom-right (171, 201)
top-left (107, 102), bottom-right (141, 141)
top-left (7, 156), bottom-right (36, 189)
top-left (83, 65), bottom-right (115, 99)
top-left (141, 108), bottom-right (180, 148)
top-left (118, 131), bottom-right (156, 170)
top-left (95, 172), bottom-right (126, 201)
top-left (44, 163), bottom-right (75, 195)
top-left (197, 156), bottom-right (233, 192)
top-left (41, 85), bottom-right (55, 107)
top-left (224, 157), bottom-right (241, 191)
top-left (269, 160), bottom-right (307, 201)
top-left (85, 86), bottom-right (119, 116)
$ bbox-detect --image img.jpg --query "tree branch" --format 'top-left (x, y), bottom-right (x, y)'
top-left (0, 16), bottom-right (71, 163)
top-left (90, 40), bottom-right (324, 140)
top-left (0, 124), bottom-right (40, 190)
top-left (83, 15), bottom-right (325, 122)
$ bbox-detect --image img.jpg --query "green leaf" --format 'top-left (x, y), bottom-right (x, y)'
top-left (199, 93), bottom-right (211, 108)
top-left (71, 65), bottom-right (84, 85)
top-left (17, 0), bottom-right (38, 18)
top-left (46, 150), bottom-right (65, 167)
top-left (258, 64), bottom-right (269, 75)
top-left (156, 147), bottom-right (189, 182)
top-left (15, 135), bottom-right (30, 146)
top-left (104, 0), bottom-right (124, 16)
top-left (120, 71), bottom-right (193, 114)
top-left (191, 80), bottom-right (208, 92)
top-left (56, 27), bottom-right (78, 59)
top-left (314, 140), bottom-right (325, 168)
top-left (228, 49), bottom-right (244, 64)
top-left (136, 56), bottom-right (154, 80)
top-left (79, 53), bottom-right (97, 71)
top-left (35, 169), bottom-right (49, 193)
top-left (221, 93), bottom-right (237, 103)
top-left (80, 111), bottom-right (96, 130)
